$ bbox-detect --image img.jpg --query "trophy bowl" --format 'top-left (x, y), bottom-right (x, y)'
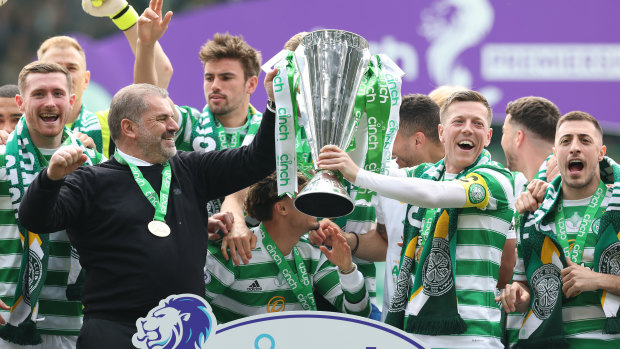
top-left (293, 29), bottom-right (370, 218)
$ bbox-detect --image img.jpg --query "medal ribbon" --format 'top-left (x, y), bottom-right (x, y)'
top-left (114, 152), bottom-right (172, 224)
top-left (555, 181), bottom-right (607, 264)
top-left (259, 224), bottom-right (316, 310)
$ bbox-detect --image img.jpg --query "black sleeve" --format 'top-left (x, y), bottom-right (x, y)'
top-left (18, 168), bottom-right (86, 234)
top-left (189, 108), bottom-right (276, 200)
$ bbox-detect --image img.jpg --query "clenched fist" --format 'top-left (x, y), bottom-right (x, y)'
top-left (47, 146), bottom-right (88, 181)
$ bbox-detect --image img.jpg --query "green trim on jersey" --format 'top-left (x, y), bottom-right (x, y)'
top-left (205, 227), bottom-right (370, 323)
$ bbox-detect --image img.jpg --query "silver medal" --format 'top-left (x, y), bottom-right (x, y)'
top-left (148, 220), bottom-right (170, 237)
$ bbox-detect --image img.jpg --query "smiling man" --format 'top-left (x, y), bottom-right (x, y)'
top-left (0, 62), bottom-right (103, 348)
top-left (15, 82), bottom-right (276, 348)
top-left (134, 7), bottom-right (264, 264)
top-left (318, 90), bottom-right (514, 348)
top-left (499, 111), bottom-right (620, 348)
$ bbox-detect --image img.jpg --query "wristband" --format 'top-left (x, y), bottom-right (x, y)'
top-left (111, 4), bottom-right (139, 31)
top-left (339, 262), bottom-right (357, 275)
top-left (266, 99), bottom-right (276, 113)
top-left (349, 231), bottom-right (359, 255)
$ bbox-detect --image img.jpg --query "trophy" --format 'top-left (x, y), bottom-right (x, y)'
top-left (293, 30), bottom-right (371, 218)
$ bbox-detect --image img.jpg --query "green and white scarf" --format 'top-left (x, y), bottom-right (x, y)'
top-left (198, 104), bottom-right (262, 151)
top-left (0, 118), bottom-right (98, 345)
top-left (518, 156), bottom-right (620, 348)
top-left (385, 150), bottom-right (495, 334)
top-left (199, 104), bottom-right (261, 216)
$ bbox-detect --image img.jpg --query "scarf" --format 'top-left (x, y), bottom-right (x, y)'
top-left (199, 104), bottom-right (261, 216)
top-left (517, 156), bottom-right (620, 348)
top-left (198, 104), bottom-right (262, 151)
top-left (0, 118), bottom-right (99, 345)
top-left (385, 150), bottom-right (498, 335)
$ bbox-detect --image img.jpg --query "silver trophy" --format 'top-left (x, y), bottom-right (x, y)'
top-left (293, 30), bottom-right (370, 218)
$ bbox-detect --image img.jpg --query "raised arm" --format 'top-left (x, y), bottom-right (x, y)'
top-left (318, 145), bottom-right (466, 208)
top-left (133, 0), bottom-right (172, 87)
top-left (82, 0), bottom-right (173, 88)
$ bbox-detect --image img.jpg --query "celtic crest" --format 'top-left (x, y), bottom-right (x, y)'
top-left (600, 241), bottom-right (620, 276)
top-left (389, 256), bottom-right (414, 311)
top-left (468, 183), bottom-right (486, 204)
top-left (531, 264), bottom-right (561, 320)
top-left (422, 238), bottom-right (453, 296)
top-left (23, 249), bottom-right (43, 305)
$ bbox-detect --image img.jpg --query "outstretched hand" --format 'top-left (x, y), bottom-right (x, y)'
top-left (47, 146), bottom-right (88, 181)
top-left (319, 226), bottom-right (354, 272)
top-left (317, 145), bottom-right (360, 183)
top-left (137, 0), bottom-right (172, 46)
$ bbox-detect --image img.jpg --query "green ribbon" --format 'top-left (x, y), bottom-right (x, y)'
top-left (554, 181), bottom-right (606, 264)
top-left (259, 224), bottom-right (316, 310)
top-left (273, 52), bottom-right (301, 197)
top-left (113, 152), bottom-right (171, 224)
top-left (356, 55), bottom-right (402, 203)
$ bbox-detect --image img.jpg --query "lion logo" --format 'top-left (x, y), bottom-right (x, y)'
top-left (132, 294), bottom-right (216, 349)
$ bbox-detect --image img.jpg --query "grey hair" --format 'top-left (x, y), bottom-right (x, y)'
top-left (108, 84), bottom-right (169, 141)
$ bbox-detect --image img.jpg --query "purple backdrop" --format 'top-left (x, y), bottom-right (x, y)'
top-left (77, 0), bottom-right (620, 130)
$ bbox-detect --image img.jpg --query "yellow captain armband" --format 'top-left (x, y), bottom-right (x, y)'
top-left (110, 4), bottom-right (139, 31)
top-left (457, 172), bottom-right (490, 209)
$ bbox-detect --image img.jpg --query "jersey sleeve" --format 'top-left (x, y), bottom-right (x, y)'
top-left (512, 213), bottom-right (527, 282)
top-left (204, 244), bottom-right (236, 301)
top-left (462, 166), bottom-right (515, 212)
top-left (313, 254), bottom-right (371, 317)
top-left (95, 109), bottom-right (112, 159)
top-left (355, 168), bottom-right (466, 208)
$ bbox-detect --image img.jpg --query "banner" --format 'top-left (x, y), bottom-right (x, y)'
top-left (78, 0), bottom-right (620, 132)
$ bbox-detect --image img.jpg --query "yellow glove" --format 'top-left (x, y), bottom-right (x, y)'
top-left (81, 0), bottom-right (139, 31)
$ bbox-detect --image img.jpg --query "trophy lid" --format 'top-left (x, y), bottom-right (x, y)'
top-left (300, 29), bottom-right (369, 50)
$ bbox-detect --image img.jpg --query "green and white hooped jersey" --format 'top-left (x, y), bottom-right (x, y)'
top-left (514, 191), bottom-right (620, 347)
top-left (340, 192), bottom-right (378, 302)
top-left (409, 166), bottom-right (514, 348)
top-left (204, 227), bottom-right (370, 324)
top-left (0, 148), bottom-right (83, 336)
top-left (174, 105), bottom-right (218, 152)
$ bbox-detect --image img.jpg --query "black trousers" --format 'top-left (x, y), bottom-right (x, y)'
top-left (77, 317), bottom-right (137, 349)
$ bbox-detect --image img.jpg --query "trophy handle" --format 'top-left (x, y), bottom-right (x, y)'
top-left (294, 170), bottom-right (354, 218)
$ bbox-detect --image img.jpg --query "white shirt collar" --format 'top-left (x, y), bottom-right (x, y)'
top-left (115, 148), bottom-right (154, 167)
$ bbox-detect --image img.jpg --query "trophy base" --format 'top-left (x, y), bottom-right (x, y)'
top-left (294, 170), bottom-right (354, 218)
